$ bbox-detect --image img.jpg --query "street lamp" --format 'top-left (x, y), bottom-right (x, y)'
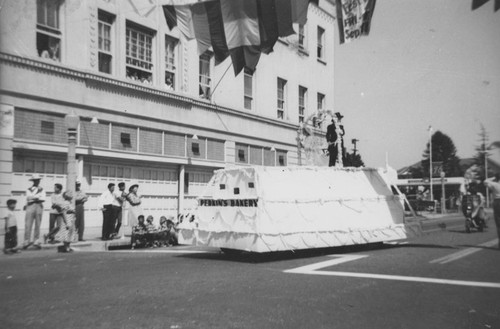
top-left (65, 111), bottom-right (80, 209)
top-left (440, 170), bottom-right (446, 214)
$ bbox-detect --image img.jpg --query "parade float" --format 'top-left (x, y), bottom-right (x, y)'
top-left (177, 110), bottom-right (422, 253)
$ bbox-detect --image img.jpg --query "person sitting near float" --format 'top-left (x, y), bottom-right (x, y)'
top-left (166, 216), bottom-right (179, 246)
top-left (131, 215), bottom-right (147, 249)
top-left (145, 215), bottom-right (158, 247)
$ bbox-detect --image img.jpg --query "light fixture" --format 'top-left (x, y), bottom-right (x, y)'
top-left (192, 134), bottom-right (199, 140)
top-left (270, 147), bottom-right (276, 151)
top-left (90, 117), bottom-right (99, 124)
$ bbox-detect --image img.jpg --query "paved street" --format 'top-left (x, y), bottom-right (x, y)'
top-left (1, 221), bottom-right (499, 329)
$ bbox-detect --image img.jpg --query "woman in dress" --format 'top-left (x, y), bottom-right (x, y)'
top-left (126, 184), bottom-right (143, 229)
top-left (58, 191), bottom-right (76, 253)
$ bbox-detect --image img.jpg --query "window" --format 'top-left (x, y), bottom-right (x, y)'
top-left (121, 133), bottom-right (131, 147)
top-left (126, 23), bottom-right (154, 84)
top-left (238, 149), bottom-right (246, 162)
top-left (41, 121), bottom-right (54, 135)
top-left (317, 26), bottom-right (325, 60)
top-left (199, 52), bottom-right (212, 100)
top-left (299, 86), bottom-right (307, 123)
top-left (244, 69), bottom-right (253, 110)
top-left (298, 24), bottom-right (306, 50)
top-left (192, 142), bottom-right (200, 155)
top-left (278, 155), bottom-right (285, 166)
top-left (277, 78), bottom-right (287, 119)
top-left (165, 36), bottom-right (178, 90)
top-left (98, 11), bottom-right (114, 74)
top-left (36, 0), bottom-right (62, 61)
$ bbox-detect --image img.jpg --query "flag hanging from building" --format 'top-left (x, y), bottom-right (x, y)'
top-left (162, 0), bottom-right (312, 75)
top-left (335, 0), bottom-right (376, 44)
top-left (471, 0), bottom-right (500, 11)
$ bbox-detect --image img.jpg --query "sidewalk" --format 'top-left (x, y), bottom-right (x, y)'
top-left (12, 226), bottom-right (132, 252)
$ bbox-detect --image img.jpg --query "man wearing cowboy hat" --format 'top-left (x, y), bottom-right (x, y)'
top-left (23, 174), bottom-right (46, 249)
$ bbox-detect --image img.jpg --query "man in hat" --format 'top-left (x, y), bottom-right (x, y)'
top-left (335, 112), bottom-right (346, 165)
top-left (98, 183), bottom-right (120, 240)
top-left (74, 180), bottom-right (88, 241)
top-left (23, 174), bottom-right (46, 249)
top-left (112, 182), bottom-right (128, 239)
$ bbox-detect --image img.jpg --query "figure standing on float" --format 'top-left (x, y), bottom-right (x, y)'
top-left (326, 112), bottom-right (345, 167)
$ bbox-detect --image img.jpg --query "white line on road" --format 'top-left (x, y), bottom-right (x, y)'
top-left (284, 255), bottom-right (368, 273)
top-left (285, 254), bottom-right (500, 289)
top-left (429, 239), bottom-right (499, 265)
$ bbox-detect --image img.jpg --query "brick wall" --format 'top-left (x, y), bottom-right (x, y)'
top-left (207, 139), bottom-right (224, 161)
top-left (139, 128), bottom-right (162, 154)
top-left (111, 124), bottom-right (137, 152)
top-left (80, 120), bottom-right (109, 148)
top-left (164, 132), bottom-right (185, 156)
top-left (14, 109), bottom-right (66, 144)
top-left (250, 145), bottom-right (263, 165)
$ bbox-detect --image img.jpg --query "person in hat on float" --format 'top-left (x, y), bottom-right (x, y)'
top-left (74, 179), bottom-right (88, 241)
top-left (326, 113), bottom-right (346, 167)
top-left (126, 184), bottom-right (143, 229)
top-left (23, 174), bottom-right (46, 249)
top-left (334, 112), bottom-right (346, 165)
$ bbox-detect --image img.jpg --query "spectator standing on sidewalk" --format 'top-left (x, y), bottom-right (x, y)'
top-left (484, 173), bottom-right (500, 250)
top-left (98, 183), bottom-right (120, 240)
top-left (113, 182), bottom-right (127, 239)
top-left (23, 174), bottom-right (46, 249)
top-left (3, 199), bottom-right (20, 254)
top-left (74, 180), bottom-right (88, 241)
top-left (58, 191), bottom-right (76, 253)
top-left (126, 184), bottom-right (143, 229)
top-left (45, 183), bottom-right (64, 244)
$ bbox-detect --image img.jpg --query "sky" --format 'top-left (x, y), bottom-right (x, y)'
top-left (333, 0), bottom-right (500, 170)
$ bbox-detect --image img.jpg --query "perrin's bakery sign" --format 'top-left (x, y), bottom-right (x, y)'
top-left (199, 199), bottom-right (258, 207)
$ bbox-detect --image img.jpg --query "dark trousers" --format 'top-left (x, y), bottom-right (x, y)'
top-left (493, 199), bottom-right (500, 249)
top-left (4, 226), bottom-right (18, 250)
top-left (328, 143), bottom-right (338, 167)
top-left (75, 204), bottom-right (85, 240)
top-left (102, 205), bottom-right (120, 240)
top-left (47, 214), bottom-right (63, 240)
top-left (114, 208), bottom-right (123, 235)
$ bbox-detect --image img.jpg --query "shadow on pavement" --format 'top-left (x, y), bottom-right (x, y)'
top-left (176, 242), bottom-right (401, 264)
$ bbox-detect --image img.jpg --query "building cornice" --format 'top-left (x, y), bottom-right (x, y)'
top-left (0, 52), bottom-right (300, 132)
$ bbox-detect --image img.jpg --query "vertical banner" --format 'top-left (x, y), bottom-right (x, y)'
top-left (336, 0), bottom-right (376, 44)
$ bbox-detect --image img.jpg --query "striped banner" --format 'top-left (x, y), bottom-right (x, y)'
top-left (163, 0), bottom-right (313, 75)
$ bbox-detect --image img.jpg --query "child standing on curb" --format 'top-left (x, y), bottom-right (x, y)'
top-left (4, 199), bottom-right (20, 255)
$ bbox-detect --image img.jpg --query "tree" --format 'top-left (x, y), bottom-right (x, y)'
top-left (473, 124), bottom-right (493, 181)
top-left (421, 130), bottom-right (462, 178)
top-left (344, 151), bottom-right (365, 167)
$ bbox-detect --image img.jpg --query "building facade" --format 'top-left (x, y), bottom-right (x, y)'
top-left (0, 0), bottom-right (336, 233)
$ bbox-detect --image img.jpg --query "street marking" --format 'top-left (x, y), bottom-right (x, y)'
top-left (430, 239), bottom-right (499, 264)
top-left (284, 255), bottom-right (368, 273)
top-left (285, 254), bottom-right (500, 289)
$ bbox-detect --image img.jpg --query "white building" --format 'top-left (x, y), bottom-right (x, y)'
top-left (0, 0), bottom-right (336, 234)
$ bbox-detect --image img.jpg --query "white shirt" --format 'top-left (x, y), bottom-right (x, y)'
top-left (484, 178), bottom-right (500, 199)
top-left (98, 190), bottom-right (120, 209)
top-left (26, 185), bottom-right (46, 204)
